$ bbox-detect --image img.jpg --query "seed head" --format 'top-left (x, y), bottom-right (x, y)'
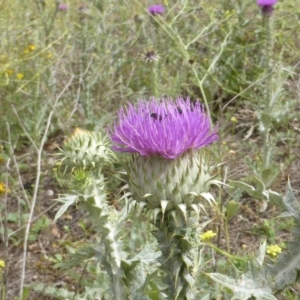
top-left (143, 50), bottom-right (160, 63)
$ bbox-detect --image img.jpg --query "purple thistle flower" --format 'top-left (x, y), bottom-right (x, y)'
top-left (58, 3), bottom-right (68, 11)
top-left (148, 4), bottom-right (165, 16)
top-left (257, 0), bottom-right (277, 16)
top-left (110, 97), bottom-right (218, 160)
top-left (257, 0), bottom-right (277, 5)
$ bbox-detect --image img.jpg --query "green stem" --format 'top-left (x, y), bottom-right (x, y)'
top-left (191, 30), bottom-right (232, 126)
top-left (151, 62), bottom-right (159, 97)
top-left (261, 14), bottom-right (273, 169)
top-left (224, 219), bottom-right (230, 253)
top-left (152, 212), bottom-right (197, 300)
top-left (207, 242), bottom-right (246, 263)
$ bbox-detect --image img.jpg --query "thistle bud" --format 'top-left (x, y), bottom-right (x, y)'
top-left (59, 128), bottom-right (116, 171)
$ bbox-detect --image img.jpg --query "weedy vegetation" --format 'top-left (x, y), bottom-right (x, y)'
top-left (1, 0), bottom-right (300, 299)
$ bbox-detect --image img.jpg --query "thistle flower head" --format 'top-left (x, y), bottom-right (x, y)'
top-left (257, 0), bottom-right (277, 16)
top-left (79, 4), bottom-right (89, 15)
top-left (143, 50), bottom-right (160, 63)
top-left (58, 3), bottom-right (68, 11)
top-left (148, 4), bottom-right (165, 15)
top-left (110, 98), bottom-right (218, 214)
top-left (110, 97), bottom-right (218, 160)
top-left (257, 0), bottom-right (277, 5)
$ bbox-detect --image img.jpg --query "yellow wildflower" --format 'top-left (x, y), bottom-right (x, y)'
top-left (230, 116), bottom-right (238, 123)
top-left (6, 69), bottom-right (13, 76)
top-left (24, 44), bottom-right (36, 55)
top-left (0, 182), bottom-right (7, 194)
top-left (266, 244), bottom-right (282, 258)
top-left (200, 230), bottom-right (217, 242)
top-left (45, 52), bottom-right (53, 59)
top-left (0, 260), bottom-right (5, 269)
top-left (0, 55), bottom-right (8, 62)
top-left (16, 73), bottom-right (24, 80)
top-left (28, 44), bottom-right (36, 51)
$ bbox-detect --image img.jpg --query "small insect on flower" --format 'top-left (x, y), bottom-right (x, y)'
top-left (200, 230), bottom-right (217, 242)
top-left (266, 244), bottom-right (282, 258)
top-left (150, 112), bottom-right (162, 121)
top-left (110, 97), bottom-right (218, 159)
top-left (177, 107), bottom-right (183, 114)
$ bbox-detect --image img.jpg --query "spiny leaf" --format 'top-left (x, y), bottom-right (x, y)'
top-left (208, 271), bottom-right (276, 300)
top-left (58, 245), bottom-right (97, 270)
top-left (269, 181), bottom-right (300, 290)
top-left (271, 240), bottom-right (300, 290)
top-left (208, 259), bottom-right (275, 300)
top-left (279, 179), bottom-right (300, 220)
top-left (230, 176), bottom-right (282, 203)
top-left (54, 194), bottom-right (77, 222)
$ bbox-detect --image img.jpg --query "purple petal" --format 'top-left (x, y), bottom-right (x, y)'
top-left (148, 4), bottom-right (165, 15)
top-left (257, 0), bottom-right (277, 6)
top-left (110, 97), bottom-right (218, 159)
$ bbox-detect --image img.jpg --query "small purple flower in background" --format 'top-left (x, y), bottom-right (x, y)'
top-left (58, 3), bottom-right (68, 11)
top-left (110, 97), bottom-right (217, 160)
top-left (257, 0), bottom-right (277, 16)
top-left (148, 4), bottom-right (165, 16)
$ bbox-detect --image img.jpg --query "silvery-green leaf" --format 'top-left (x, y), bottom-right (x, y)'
top-left (226, 200), bottom-right (240, 221)
top-left (208, 271), bottom-right (276, 300)
top-left (54, 194), bottom-right (77, 222)
top-left (257, 240), bottom-right (266, 266)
